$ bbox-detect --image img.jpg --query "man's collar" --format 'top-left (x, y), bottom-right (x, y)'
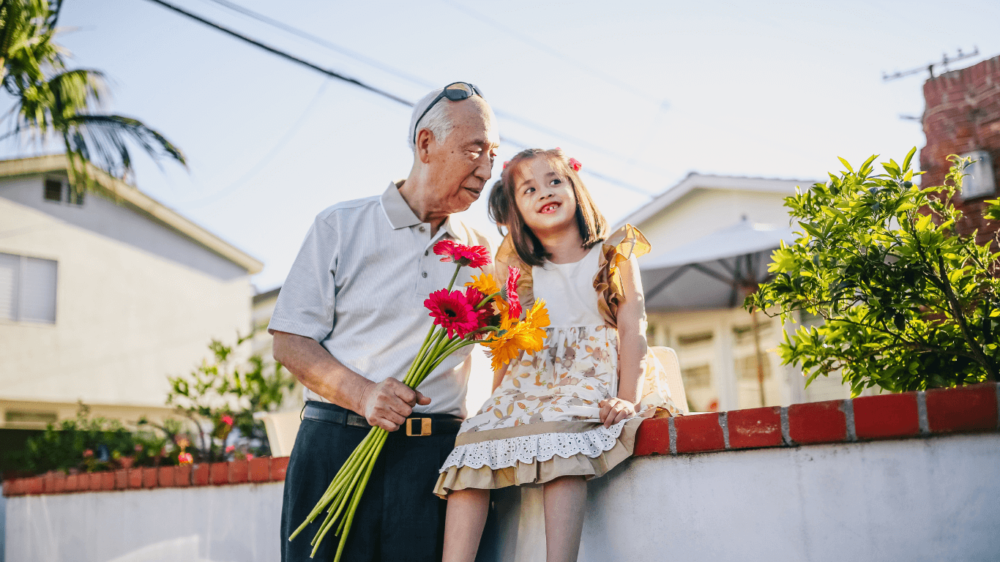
top-left (380, 180), bottom-right (468, 244)
top-left (380, 180), bottom-right (421, 229)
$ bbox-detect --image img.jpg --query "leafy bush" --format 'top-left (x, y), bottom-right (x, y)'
top-left (14, 334), bottom-right (296, 475)
top-left (166, 333), bottom-right (295, 462)
top-left (14, 404), bottom-right (174, 474)
top-left (748, 150), bottom-right (999, 394)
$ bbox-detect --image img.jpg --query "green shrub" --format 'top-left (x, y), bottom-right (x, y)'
top-left (748, 150), bottom-right (999, 394)
top-left (166, 333), bottom-right (295, 462)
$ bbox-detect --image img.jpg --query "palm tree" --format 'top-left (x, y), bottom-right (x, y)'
top-left (0, 0), bottom-right (185, 186)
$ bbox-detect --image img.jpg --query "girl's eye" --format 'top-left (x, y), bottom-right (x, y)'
top-left (524, 187), bottom-right (535, 194)
top-left (549, 178), bottom-right (562, 186)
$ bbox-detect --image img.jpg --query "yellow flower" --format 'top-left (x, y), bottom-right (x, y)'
top-left (466, 272), bottom-right (508, 317)
top-left (466, 272), bottom-right (499, 296)
top-left (482, 299), bottom-right (550, 371)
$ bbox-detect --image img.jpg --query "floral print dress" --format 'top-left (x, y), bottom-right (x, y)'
top-left (434, 225), bottom-right (682, 497)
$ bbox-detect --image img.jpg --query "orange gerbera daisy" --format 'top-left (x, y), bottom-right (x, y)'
top-left (482, 299), bottom-right (550, 371)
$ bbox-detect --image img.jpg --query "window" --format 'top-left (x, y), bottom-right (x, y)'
top-left (681, 364), bottom-right (712, 388)
top-left (0, 252), bottom-right (58, 323)
top-left (5, 410), bottom-right (58, 425)
top-left (44, 179), bottom-right (63, 201)
top-left (42, 177), bottom-right (83, 206)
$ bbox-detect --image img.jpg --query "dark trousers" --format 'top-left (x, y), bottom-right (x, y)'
top-left (280, 403), bottom-right (460, 562)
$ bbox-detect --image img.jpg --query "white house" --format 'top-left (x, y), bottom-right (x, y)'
top-left (0, 155), bottom-right (262, 429)
top-left (618, 173), bottom-right (853, 412)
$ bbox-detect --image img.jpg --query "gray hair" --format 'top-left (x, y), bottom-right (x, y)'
top-left (407, 88), bottom-right (454, 151)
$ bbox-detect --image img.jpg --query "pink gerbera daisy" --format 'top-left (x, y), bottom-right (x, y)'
top-left (433, 240), bottom-right (492, 269)
top-left (503, 266), bottom-right (522, 320)
top-left (425, 288), bottom-right (481, 338)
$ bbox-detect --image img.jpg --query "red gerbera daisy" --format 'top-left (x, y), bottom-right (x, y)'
top-left (425, 288), bottom-right (481, 339)
top-left (503, 266), bottom-right (522, 320)
top-left (433, 240), bottom-right (492, 269)
top-left (463, 286), bottom-right (494, 337)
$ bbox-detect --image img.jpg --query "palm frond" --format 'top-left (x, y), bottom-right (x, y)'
top-left (63, 113), bottom-right (187, 182)
top-left (0, 0), bottom-right (185, 185)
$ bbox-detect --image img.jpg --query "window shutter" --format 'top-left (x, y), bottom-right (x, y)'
top-left (20, 257), bottom-right (57, 323)
top-left (0, 253), bottom-right (18, 320)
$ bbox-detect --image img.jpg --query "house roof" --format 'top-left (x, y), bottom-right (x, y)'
top-left (0, 154), bottom-right (263, 274)
top-left (613, 172), bottom-right (816, 230)
top-left (253, 286), bottom-right (280, 305)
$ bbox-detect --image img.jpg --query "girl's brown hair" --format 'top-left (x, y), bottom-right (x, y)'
top-left (488, 148), bottom-right (608, 267)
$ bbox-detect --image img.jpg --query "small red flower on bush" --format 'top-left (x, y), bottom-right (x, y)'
top-left (433, 240), bottom-right (492, 269)
top-left (425, 288), bottom-right (481, 338)
top-left (221, 415), bottom-right (234, 427)
top-left (226, 445), bottom-right (236, 454)
top-left (504, 266), bottom-right (522, 319)
top-left (246, 454), bottom-right (254, 461)
top-left (178, 452), bottom-right (193, 465)
top-left (83, 449), bottom-right (94, 458)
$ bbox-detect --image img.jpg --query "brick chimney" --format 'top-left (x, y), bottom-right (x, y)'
top-left (920, 55), bottom-right (1000, 248)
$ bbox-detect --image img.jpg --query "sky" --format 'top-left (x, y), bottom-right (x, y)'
top-left (4, 0), bottom-right (1000, 290)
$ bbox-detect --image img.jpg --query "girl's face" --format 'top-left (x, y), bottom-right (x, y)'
top-left (513, 158), bottom-right (578, 236)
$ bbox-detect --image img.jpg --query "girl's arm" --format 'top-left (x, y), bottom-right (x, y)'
top-left (600, 254), bottom-right (648, 427)
top-left (492, 362), bottom-right (510, 393)
top-left (616, 254), bottom-right (648, 403)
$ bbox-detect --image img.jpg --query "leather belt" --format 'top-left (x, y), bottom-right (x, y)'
top-left (302, 402), bottom-right (463, 437)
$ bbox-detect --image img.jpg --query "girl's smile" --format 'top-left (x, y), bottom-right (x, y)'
top-left (539, 201), bottom-right (561, 214)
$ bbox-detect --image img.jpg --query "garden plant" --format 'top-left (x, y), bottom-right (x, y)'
top-left (748, 150), bottom-right (999, 394)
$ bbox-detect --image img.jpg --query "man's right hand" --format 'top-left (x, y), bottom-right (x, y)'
top-left (359, 378), bottom-right (431, 432)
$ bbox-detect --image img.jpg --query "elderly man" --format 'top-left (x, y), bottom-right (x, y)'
top-left (270, 83), bottom-right (499, 562)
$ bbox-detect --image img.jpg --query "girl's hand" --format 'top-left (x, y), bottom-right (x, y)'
top-left (598, 398), bottom-right (636, 428)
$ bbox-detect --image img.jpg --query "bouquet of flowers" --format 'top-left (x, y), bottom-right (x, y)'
top-left (289, 240), bottom-right (550, 560)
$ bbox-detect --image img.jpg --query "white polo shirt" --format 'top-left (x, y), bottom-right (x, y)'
top-left (268, 181), bottom-right (495, 417)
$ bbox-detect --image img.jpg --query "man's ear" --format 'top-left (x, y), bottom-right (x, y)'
top-left (416, 129), bottom-right (435, 164)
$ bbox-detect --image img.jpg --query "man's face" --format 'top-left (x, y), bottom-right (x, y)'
top-left (422, 97), bottom-right (500, 216)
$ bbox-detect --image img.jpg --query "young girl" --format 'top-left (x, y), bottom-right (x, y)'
top-left (435, 148), bottom-right (682, 562)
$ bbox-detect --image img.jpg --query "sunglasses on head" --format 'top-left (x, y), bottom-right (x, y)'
top-left (412, 82), bottom-right (485, 145)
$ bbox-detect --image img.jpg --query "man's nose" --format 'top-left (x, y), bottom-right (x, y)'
top-left (473, 155), bottom-right (492, 181)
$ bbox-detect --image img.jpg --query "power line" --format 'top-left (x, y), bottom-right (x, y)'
top-left (142, 0), bottom-right (412, 107)
top-left (177, 80), bottom-right (330, 210)
top-left (199, 0), bottom-right (668, 176)
top-left (142, 0), bottom-right (655, 198)
top-left (200, 0), bottom-right (435, 90)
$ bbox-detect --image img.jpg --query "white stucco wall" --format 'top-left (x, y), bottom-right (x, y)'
top-left (5, 484), bottom-right (282, 562)
top-left (6, 434), bottom-right (999, 562)
top-left (491, 433), bottom-right (1000, 562)
top-left (0, 176), bottom-right (253, 414)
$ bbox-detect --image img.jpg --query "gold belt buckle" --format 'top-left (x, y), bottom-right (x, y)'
top-left (405, 418), bottom-right (432, 437)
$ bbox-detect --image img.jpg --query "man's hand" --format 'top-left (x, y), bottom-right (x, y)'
top-left (598, 397), bottom-right (636, 429)
top-left (359, 378), bottom-right (431, 432)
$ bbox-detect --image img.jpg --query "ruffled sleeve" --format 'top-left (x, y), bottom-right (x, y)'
top-left (593, 224), bottom-right (650, 329)
top-left (495, 235), bottom-right (534, 317)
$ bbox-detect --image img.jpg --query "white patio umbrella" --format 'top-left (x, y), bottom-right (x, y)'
top-left (639, 218), bottom-right (798, 406)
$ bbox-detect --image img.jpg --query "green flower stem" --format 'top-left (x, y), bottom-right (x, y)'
top-left (403, 325), bottom-right (439, 386)
top-left (335, 431), bottom-right (385, 537)
top-left (477, 291), bottom-right (501, 310)
top-left (408, 330), bottom-right (448, 386)
top-left (445, 263), bottom-right (462, 292)
top-left (311, 429), bottom-right (385, 556)
top-left (288, 429), bottom-right (377, 541)
top-left (418, 342), bottom-right (475, 384)
top-left (332, 431), bottom-right (387, 562)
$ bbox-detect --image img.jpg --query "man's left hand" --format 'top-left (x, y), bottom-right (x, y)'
top-left (598, 397), bottom-right (636, 428)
